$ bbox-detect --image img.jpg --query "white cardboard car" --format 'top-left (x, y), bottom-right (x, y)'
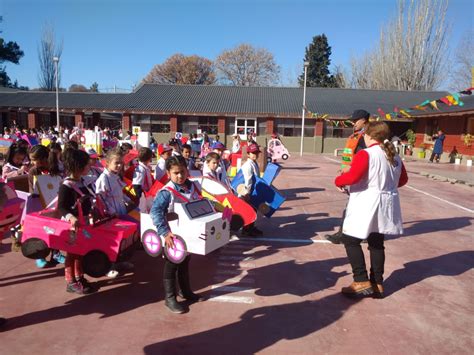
top-left (140, 198), bottom-right (230, 262)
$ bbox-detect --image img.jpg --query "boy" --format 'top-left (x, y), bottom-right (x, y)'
top-left (210, 141), bottom-right (232, 189)
top-left (182, 144), bottom-right (198, 172)
top-left (133, 147), bottom-right (154, 199)
top-left (238, 143), bottom-right (263, 237)
top-left (202, 152), bottom-right (221, 180)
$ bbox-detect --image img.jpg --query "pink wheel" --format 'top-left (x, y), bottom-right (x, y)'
top-left (164, 235), bottom-right (187, 264)
top-left (141, 229), bottom-right (163, 257)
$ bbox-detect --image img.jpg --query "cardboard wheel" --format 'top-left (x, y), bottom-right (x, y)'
top-left (141, 229), bottom-right (162, 257)
top-left (236, 184), bottom-right (247, 196)
top-left (83, 250), bottom-right (111, 278)
top-left (21, 238), bottom-right (50, 259)
top-left (258, 203), bottom-right (271, 215)
top-left (164, 235), bottom-right (187, 264)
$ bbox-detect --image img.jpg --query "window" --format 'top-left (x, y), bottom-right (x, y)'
top-left (198, 117), bottom-right (218, 135)
top-left (235, 117), bottom-right (257, 139)
top-left (324, 125), bottom-right (353, 138)
top-left (179, 116), bottom-right (199, 134)
top-left (275, 118), bottom-right (313, 137)
top-left (136, 115), bottom-right (170, 133)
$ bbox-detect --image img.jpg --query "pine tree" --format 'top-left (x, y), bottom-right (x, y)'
top-left (299, 34), bottom-right (337, 88)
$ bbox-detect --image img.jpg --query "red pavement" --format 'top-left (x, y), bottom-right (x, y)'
top-left (1, 155), bottom-right (473, 354)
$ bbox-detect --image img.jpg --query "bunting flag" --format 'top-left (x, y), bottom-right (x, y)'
top-left (305, 87), bottom-right (472, 124)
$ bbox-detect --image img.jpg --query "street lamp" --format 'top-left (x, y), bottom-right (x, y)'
top-left (300, 61), bottom-right (309, 156)
top-left (53, 56), bottom-right (60, 133)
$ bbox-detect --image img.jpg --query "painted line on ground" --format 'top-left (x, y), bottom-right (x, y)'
top-left (213, 276), bottom-right (255, 284)
top-left (208, 295), bottom-right (254, 304)
top-left (405, 185), bottom-right (474, 213)
top-left (211, 285), bottom-right (255, 293)
top-left (233, 237), bottom-right (331, 244)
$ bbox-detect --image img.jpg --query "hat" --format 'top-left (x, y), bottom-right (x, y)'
top-left (158, 143), bottom-right (173, 155)
top-left (350, 109), bottom-right (370, 121)
top-left (247, 143), bottom-right (261, 154)
top-left (86, 148), bottom-right (99, 158)
top-left (211, 141), bottom-right (226, 150)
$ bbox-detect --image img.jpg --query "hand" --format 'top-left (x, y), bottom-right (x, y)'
top-left (336, 186), bottom-right (346, 193)
top-left (19, 165), bottom-right (26, 174)
top-left (164, 232), bottom-right (175, 249)
top-left (69, 216), bottom-right (79, 228)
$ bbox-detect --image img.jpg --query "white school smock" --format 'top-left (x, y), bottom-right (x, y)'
top-left (133, 162), bottom-right (153, 191)
top-left (95, 169), bottom-right (128, 215)
top-left (342, 145), bottom-right (403, 239)
top-left (155, 157), bottom-right (166, 181)
top-left (239, 159), bottom-right (259, 197)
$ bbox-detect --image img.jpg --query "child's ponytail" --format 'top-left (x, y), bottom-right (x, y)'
top-left (365, 121), bottom-right (399, 167)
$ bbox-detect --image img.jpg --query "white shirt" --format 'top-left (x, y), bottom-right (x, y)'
top-left (155, 158), bottom-right (167, 182)
top-left (133, 162), bottom-right (153, 191)
top-left (239, 159), bottom-right (259, 196)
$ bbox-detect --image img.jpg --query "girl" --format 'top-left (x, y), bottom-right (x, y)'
top-left (57, 148), bottom-right (96, 294)
top-left (2, 143), bottom-right (28, 180)
top-left (150, 155), bottom-right (204, 314)
top-left (335, 121), bottom-right (408, 299)
top-left (95, 148), bottom-right (134, 278)
top-left (95, 148), bottom-right (132, 217)
top-left (48, 142), bottom-right (64, 176)
top-left (238, 143), bottom-right (263, 237)
top-left (155, 144), bottom-right (173, 183)
top-left (28, 144), bottom-right (65, 267)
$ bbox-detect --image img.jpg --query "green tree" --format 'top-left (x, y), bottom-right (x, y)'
top-left (90, 81), bottom-right (99, 92)
top-left (299, 34), bottom-right (337, 88)
top-left (0, 17), bottom-right (24, 87)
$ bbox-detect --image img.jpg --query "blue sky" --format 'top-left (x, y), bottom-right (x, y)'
top-left (1, 0), bottom-right (472, 91)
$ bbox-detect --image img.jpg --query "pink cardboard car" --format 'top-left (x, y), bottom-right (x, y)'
top-left (0, 183), bottom-right (25, 239)
top-left (267, 138), bottom-right (290, 162)
top-left (21, 209), bottom-right (138, 277)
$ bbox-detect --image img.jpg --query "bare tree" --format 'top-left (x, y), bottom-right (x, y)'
top-left (351, 0), bottom-right (449, 91)
top-left (450, 30), bottom-right (473, 90)
top-left (143, 54), bottom-right (215, 85)
top-left (333, 64), bottom-right (350, 88)
top-left (215, 43), bottom-right (280, 86)
top-left (37, 24), bottom-right (63, 91)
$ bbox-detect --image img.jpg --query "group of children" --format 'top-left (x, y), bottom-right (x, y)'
top-left (1, 135), bottom-right (264, 313)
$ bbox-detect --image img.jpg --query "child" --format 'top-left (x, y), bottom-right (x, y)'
top-left (335, 121), bottom-right (408, 298)
top-left (57, 148), bottom-right (96, 294)
top-left (95, 148), bottom-right (131, 217)
top-left (169, 138), bottom-right (181, 157)
top-left (2, 143), bottom-right (28, 180)
top-left (181, 144), bottom-right (198, 172)
top-left (95, 148), bottom-right (134, 278)
top-left (132, 147), bottom-right (154, 199)
top-left (150, 155), bottom-right (204, 314)
top-left (238, 143), bottom-right (263, 237)
top-left (202, 152), bottom-right (221, 180)
top-left (231, 134), bottom-right (241, 153)
top-left (210, 141), bottom-right (232, 189)
top-left (155, 143), bottom-right (173, 183)
top-left (48, 142), bottom-right (64, 176)
top-left (28, 144), bottom-right (65, 267)
top-left (84, 148), bottom-right (103, 183)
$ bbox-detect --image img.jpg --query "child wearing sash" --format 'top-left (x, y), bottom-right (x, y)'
top-left (150, 155), bottom-right (204, 314)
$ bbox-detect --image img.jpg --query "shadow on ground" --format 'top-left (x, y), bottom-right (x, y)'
top-left (392, 217), bottom-right (474, 240)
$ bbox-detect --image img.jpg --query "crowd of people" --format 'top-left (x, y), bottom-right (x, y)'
top-left (1, 109), bottom-right (408, 325)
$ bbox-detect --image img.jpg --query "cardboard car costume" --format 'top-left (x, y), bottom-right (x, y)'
top-left (0, 183), bottom-right (25, 239)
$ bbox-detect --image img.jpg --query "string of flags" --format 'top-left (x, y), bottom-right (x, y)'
top-left (305, 87), bottom-right (473, 126)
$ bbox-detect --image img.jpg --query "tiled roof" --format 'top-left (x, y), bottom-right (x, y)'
top-left (0, 84), bottom-right (472, 118)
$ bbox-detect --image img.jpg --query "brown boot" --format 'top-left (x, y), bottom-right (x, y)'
top-left (371, 283), bottom-right (384, 299)
top-left (341, 281), bottom-right (374, 297)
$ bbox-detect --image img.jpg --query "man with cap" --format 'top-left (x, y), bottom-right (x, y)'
top-left (155, 143), bottom-right (173, 183)
top-left (325, 109), bottom-right (370, 244)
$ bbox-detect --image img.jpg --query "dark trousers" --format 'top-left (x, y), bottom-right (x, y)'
top-left (429, 152), bottom-right (441, 162)
top-left (340, 233), bottom-right (385, 284)
top-left (163, 255), bottom-right (190, 280)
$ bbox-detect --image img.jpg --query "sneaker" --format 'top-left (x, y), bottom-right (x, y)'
top-left (371, 283), bottom-right (384, 299)
top-left (66, 281), bottom-right (85, 295)
top-left (35, 258), bottom-right (48, 268)
top-left (341, 281), bottom-right (374, 297)
top-left (77, 277), bottom-right (96, 293)
top-left (107, 270), bottom-right (119, 278)
top-left (52, 251), bottom-right (66, 264)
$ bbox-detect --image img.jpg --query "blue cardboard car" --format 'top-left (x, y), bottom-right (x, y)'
top-left (231, 163), bottom-right (285, 218)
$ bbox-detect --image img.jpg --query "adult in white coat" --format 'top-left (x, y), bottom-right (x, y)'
top-left (335, 121), bottom-right (408, 298)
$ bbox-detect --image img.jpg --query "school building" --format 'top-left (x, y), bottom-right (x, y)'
top-left (1, 84), bottom-right (473, 156)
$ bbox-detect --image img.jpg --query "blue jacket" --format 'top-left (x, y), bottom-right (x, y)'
top-left (433, 134), bottom-right (445, 154)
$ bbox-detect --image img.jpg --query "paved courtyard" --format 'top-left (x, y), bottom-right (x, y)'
top-left (1, 155), bottom-right (473, 354)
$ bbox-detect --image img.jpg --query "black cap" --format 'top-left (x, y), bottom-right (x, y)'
top-left (350, 109), bottom-right (370, 121)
